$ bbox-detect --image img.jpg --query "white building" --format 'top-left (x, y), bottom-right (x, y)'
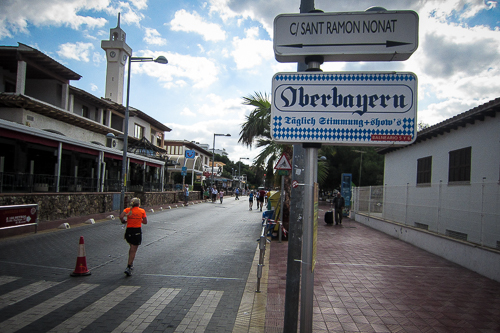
top-left (353, 97), bottom-right (500, 281)
top-left (0, 16), bottom-right (171, 194)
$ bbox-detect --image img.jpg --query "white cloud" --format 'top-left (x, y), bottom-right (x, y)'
top-left (180, 107), bottom-right (196, 117)
top-left (132, 50), bottom-right (220, 89)
top-left (197, 94), bottom-right (248, 118)
top-left (170, 9), bottom-right (226, 42)
top-left (57, 42), bottom-right (94, 62)
top-left (231, 27), bottom-right (273, 70)
top-left (90, 83), bottom-right (98, 91)
top-left (144, 28), bottom-right (166, 46)
top-left (0, 0), bottom-right (108, 38)
top-left (92, 51), bottom-right (104, 65)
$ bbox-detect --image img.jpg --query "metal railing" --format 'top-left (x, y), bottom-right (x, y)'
top-left (0, 172), bottom-right (164, 193)
top-left (352, 182), bottom-right (500, 250)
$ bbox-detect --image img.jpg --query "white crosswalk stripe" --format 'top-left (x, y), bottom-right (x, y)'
top-left (0, 280), bottom-right (61, 309)
top-left (0, 276), bottom-right (226, 333)
top-left (174, 290), bottom-right (224, 332)
top-left (0, 276), bottom-right (20, 286)
top-left (112, 287), bottom-right (181, 333)
top-left (48, 285), bottom-right (140, 333)
top-left (0, 283), bottom-right (98, 333)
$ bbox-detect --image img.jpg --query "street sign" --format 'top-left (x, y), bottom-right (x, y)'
top-left (185, 150), bottom-right (195, 158)
top-left (273, 10), bottom-right (418, 63)
top-left (181, 166), bottom-right (187, 172)
top-left (271, 71), bottom-right (417, 146)
top-left (278, 170), bottom-right (289, 176)
top-left (274, 153), bottom-right (292, 170)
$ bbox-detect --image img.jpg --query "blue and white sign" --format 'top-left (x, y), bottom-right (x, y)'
top-left (271, 72), bottom-right (417, 146)
top-left (185, 150), bottom-right (196, 159)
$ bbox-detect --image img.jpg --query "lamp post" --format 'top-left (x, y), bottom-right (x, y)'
top-left (120, 55), bottom-right (168, 213)
top-left (211, 133), bottom-right (231, 188)
top-left (239, 157), bottom-right (249, 189)
top-left (353, 150), bottom-right (366, 187)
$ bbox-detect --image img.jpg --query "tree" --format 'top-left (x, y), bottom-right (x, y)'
top-left (239, 92), bottom-right (293, 229)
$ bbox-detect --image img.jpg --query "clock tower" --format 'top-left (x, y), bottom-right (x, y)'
top-left (101, 13), bottom-right (132, 105)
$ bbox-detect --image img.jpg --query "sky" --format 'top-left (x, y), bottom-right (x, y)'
top-left (1, 0), bottom-right (499, 164)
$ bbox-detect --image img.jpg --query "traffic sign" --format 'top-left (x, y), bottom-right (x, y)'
top-left (274, 154), bottom-right (292, 170)
top-left (271, 71), bottom-right (418, 146)
top-left (278, 170), bottom-right (289, 176)
top-left (273, 10), bottom-right (418, 62)
top-left (185, 150), bottom-right (195, 159)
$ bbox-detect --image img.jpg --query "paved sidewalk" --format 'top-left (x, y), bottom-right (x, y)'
top-left (261, 214), bottom-right (500, 332)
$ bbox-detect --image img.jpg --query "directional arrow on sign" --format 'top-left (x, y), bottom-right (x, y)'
top-left (279, 40), bottom-right (412, 49)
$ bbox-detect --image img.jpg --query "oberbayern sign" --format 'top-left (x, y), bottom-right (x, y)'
top-left (274, 10), bottom-right (418, 62)
top-left (271, 72), bottom-right (417, 145)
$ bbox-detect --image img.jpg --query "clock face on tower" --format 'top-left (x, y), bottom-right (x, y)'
top-left (110, 51), bottom-right (116, 58)
top-left (123, 54), bottom-right (127, 62)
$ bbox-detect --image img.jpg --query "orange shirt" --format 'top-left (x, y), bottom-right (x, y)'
top-left (123, 207), bottom-right (146, 228)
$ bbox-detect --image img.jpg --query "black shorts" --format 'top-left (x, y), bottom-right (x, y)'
top-left (124, 227), bottom-right (142, 246)
top-left (258, 197), bottom-right (264, 203)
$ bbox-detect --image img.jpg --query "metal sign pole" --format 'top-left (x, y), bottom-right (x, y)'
top-left (300, 144), bottom-right (319, 333)
top-left (279, 175), bottom-right (285, 242)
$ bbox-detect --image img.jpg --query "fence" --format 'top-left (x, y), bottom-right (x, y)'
top-left (352, 182), bottom-right (500, 250)
top-left (0, 172), bottom-right (163, 193)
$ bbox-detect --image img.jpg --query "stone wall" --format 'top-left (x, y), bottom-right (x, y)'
top-left (0, 191), bottom-right (201, 222)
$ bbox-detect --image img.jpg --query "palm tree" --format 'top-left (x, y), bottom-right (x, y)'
top-left (239, 92), bottom-right (285, 184)
top-left (239, 92), bottom-right (293, 230)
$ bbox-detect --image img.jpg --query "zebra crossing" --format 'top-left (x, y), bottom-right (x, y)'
top-left (0, 275), bottom-right (226, 333)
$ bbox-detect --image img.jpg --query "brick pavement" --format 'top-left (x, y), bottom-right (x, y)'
top-left (261, 212), bottom-right (500, 332)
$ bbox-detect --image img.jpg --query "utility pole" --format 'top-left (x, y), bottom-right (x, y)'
top-left (283, 1), bottom-right (315, 332)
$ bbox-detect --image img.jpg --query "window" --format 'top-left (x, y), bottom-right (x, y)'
top-left (82, 105), bottom-right (89, 118)
top-left (417, 156), bottom-right (432, 184)
top-left (448, 147), bottom-right (471, 183)
top-left (4, 80), bottom-right (15, 92)
top-left (134, 124), bottom-right (144, 139)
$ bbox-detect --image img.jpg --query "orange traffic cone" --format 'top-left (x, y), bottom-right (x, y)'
top-left (70, 236), bottom-right (91, 276)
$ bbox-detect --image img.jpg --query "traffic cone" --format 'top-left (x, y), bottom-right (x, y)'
top-left (70, 236), bottom-right (91, 276)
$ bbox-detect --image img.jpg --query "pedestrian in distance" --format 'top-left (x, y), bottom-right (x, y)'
top-left (235, 188), bottom-right (239, 200)
top-left (211, 187), bottom-right (218, 203)
top-left (249, 191), bottom-right (254, 210)
top-left (184, 184), bottom-right (189, 205)
top-left (219, 189), bottom-right (224, 204)
top-left (332, 192), bottom-right (345, 225)
top-left (120, 197), bottom-right (148, 276)
top-left (258, 188), bottom-right (266, 211)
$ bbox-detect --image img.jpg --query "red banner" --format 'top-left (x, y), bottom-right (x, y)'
top-left (0, 205), bottom-right (38, 229)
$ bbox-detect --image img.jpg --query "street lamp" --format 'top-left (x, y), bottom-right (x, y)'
top-left (211, 133), bottom-right (231, 187)
top-left (353, 150), bottom-right (366, 187)
top-left (120, 55), bottom-right (168, 213)
top-left (239, 157), bottom-right (249, 189)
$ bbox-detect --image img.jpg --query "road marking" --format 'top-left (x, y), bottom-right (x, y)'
top-left (0, 283), bottom-right (98, 333)
top-left (174, 290), bottom-right (224, 332)
top-left (0, 280), bottom-right (61, 309)
top-left (0, 260), bottom-right (71, 271)
top-left (48, 285), bottom-right (140, 333)
top-left (143, 273), bottom-right (242, 280)
top-left (112, 288), bottom-right (181, 333)
top-left (0, 276), bottom-right (20, 286)
top-left (326, 262), bottom-right (450, 269)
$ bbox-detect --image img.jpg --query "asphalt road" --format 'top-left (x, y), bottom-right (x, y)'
top-left (0, 196), bottom-right (263, 332)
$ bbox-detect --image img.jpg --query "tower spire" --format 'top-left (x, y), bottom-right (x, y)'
top-left (117, 13), bottom-right (120, 28)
